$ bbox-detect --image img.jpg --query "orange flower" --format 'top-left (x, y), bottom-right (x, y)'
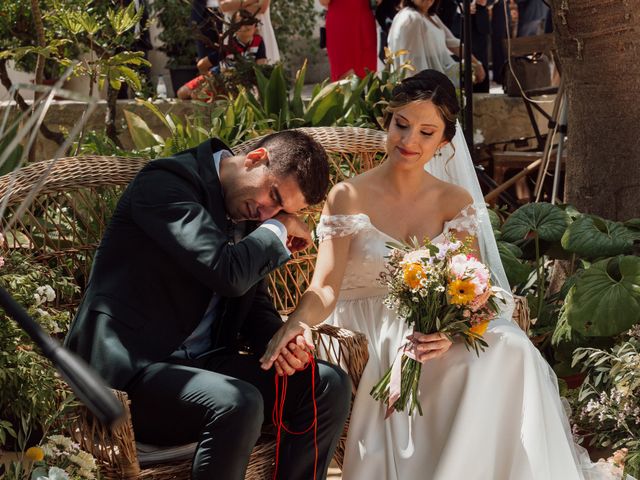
top-left (403, 263), bottom-right (425, 289)
top-left (25, 446), bottom-right (44, 462)
top-left (448, 278), bottom-right (476, 305)
top-left (470, 321), bottom-right (489, 337)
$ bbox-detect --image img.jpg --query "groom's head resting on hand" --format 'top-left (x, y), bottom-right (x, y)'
top-left (221, 130), bottom-right (330, 222)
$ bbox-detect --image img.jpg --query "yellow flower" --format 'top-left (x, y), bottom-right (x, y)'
top-left (470, 321), bottom-right (490, 337)
top-left (448, 278), bottom-right (476, 305)
top-left (403, 263), bottom-right (425, 290)
top-left (25, 446), bottom-right (44, 462)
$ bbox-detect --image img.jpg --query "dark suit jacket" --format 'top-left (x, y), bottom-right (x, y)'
top-left (64, 138), bottom-right (291, 390)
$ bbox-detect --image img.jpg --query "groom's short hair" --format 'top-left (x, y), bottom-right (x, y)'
top-left (255, 130), bottom-right (330, 206)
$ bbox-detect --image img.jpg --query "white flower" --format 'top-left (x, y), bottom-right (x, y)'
top-left (69, 451), bottom-right (96, 472)
top-left (34, 285), bottom-right (56, 305)
top-left (412, 297), bottom-right (419, 302)
top-left (38, 467), bottom-right (70, 480)
top-left (46, 435), bottom-right (74, 451)
top-left (403, 249), bottom-right (432, 264)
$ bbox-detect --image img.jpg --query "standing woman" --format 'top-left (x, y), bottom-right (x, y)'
top-left (388, 0), bottom-right (485, 86)
top-left (321, 0), bottom-right (378, 81)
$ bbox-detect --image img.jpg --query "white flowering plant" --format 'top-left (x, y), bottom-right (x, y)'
top-left (571, 325), bottom-right (640, 477)
top-left (2, 435), bottom-right (98, 480)
top-left (0, 247), bottom-right (79, 452)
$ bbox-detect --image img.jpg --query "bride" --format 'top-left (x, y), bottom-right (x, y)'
top-left (261, 70), bottom-right (629, 479)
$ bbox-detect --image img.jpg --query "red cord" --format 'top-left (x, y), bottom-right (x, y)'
top-left (272, 352), bottom-right (318, 480)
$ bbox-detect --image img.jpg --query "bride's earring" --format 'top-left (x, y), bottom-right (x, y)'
top-left (434, 149), bottom-right (442, 159)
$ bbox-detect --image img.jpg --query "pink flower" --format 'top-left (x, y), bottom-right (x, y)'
top-left (470, 286), bottom-right (492, 311)
top-left (0, 256), bottom-right (4, 268)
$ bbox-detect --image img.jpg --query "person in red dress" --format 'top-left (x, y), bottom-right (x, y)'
top-left (320, 0), bottom-right (378, 81)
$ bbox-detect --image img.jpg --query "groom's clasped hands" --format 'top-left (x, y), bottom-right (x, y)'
top-left (261, 314), bottom-right (315, 376)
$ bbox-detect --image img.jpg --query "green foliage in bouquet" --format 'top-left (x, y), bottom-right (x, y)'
top-left (0, 249), bottom-right (79, 450)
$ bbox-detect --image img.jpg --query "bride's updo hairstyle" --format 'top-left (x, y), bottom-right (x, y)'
top-left (383, 69), bottom-right (460, 144)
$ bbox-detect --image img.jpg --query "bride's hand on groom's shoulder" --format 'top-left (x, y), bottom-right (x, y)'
top-left (260, 319), bottom-right (314, 372)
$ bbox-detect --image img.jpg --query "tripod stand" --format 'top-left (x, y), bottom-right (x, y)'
top-left (534, 87), bottom-right (567, 204)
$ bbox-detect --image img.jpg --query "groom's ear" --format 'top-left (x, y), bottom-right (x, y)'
top-left (244, 147), bottom-right (269, 168)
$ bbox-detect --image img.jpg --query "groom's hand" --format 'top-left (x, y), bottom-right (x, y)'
top-left (273, 337), bottom-right (312, 376)
top-left (260, 319), bottom-right (314, 370)
top-left (273, 213), bottom-right (312, 253)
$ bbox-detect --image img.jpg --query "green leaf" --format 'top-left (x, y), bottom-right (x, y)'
top-left (116, 65), bottom-right (142, 92)
top-left (135, 99), bottom-right (174, 131)
top-left (487, 208), bottom-right (502, 230)
top-left (264, 64), bottom-right (288, 118)
top-left (0, 124), bottom-right (24, 176)
top-left (290, 60), bottom-right (307, 119)
top-left (108, 51), bottom-right (151, 67)
top-left (564, 255), bottom-right (640, 336)
top-left (123, 110), bottom-right (162, 150)
top-left (501, 202), bottom-right (569, 243)
top-left (107, 2), bottom-right (143, 35)
top-left (561, 215), bottom-right (634, 258)
top-left (76, 11), bottom-right (102, 35)
top-left (496, 241), bottom-right (531, 287)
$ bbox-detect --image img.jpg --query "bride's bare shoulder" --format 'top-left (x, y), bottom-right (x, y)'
top-left (437, 180), bottom-right (474, 219)
top-left (323, 178), bottom-right (365, 216)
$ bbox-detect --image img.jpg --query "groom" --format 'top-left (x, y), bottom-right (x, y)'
top-left (64, 130), bottom-right (351, 479)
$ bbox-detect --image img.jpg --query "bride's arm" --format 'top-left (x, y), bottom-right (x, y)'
top-left (260, 182), bottom-right (357, 371)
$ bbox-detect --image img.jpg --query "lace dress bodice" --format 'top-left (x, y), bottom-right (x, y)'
top-left (316, 205), bottom-right (479, 300)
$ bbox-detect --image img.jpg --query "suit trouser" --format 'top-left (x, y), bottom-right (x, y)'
top-left (126, 353), bottom-right (351, 480)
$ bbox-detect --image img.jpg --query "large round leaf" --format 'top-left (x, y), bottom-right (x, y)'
top-left (487, 208), bottom-right (501, 231)
top-left (564, 255), bottom-right (640, 336)
top-left (561, 215), bottom-right (634, 258)
top-left (497, 241), bottom-right (532, 287)
top-left (501, 202), bottom-right (569, 243)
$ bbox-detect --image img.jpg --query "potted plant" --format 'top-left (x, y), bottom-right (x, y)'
top-left (150, 0), bottom-right (199, 96)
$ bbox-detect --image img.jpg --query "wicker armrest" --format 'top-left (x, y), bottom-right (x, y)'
top-left (65, 389), bottom-right (142, 479)
top-left (311, 323), bottom-right (369, 392)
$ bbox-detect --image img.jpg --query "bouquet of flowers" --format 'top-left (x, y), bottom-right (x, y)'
top-left (370, 235), bottom-right (504, 417)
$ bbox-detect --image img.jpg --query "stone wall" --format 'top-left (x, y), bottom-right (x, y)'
top-left (0, 92), bottom-right (555, 161)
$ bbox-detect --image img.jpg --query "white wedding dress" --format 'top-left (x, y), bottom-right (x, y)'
top-left (317, 207), bottom-right (626, 480)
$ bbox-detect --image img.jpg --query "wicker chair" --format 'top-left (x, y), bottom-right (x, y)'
top-left (0, 126), bottom-right (386, 480)
top-left (0, 126), bottom-right (530, 479)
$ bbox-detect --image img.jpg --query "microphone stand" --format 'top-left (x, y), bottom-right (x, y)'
top-left (0, 286), bottom-right (124, 428)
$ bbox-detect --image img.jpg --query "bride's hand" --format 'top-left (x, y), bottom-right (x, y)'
top-left (408, 332), bottom-right (452, 362)
top-left (260, 319), bottom-right (314, 370)
top-left (273, 336), bottom-right (312, 376)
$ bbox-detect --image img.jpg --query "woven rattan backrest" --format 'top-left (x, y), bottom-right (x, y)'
top-left (0, 127), bottom-right (387, 312)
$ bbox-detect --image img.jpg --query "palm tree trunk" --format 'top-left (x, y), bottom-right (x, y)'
top-left (549, 0), bottom-right (640, 220)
